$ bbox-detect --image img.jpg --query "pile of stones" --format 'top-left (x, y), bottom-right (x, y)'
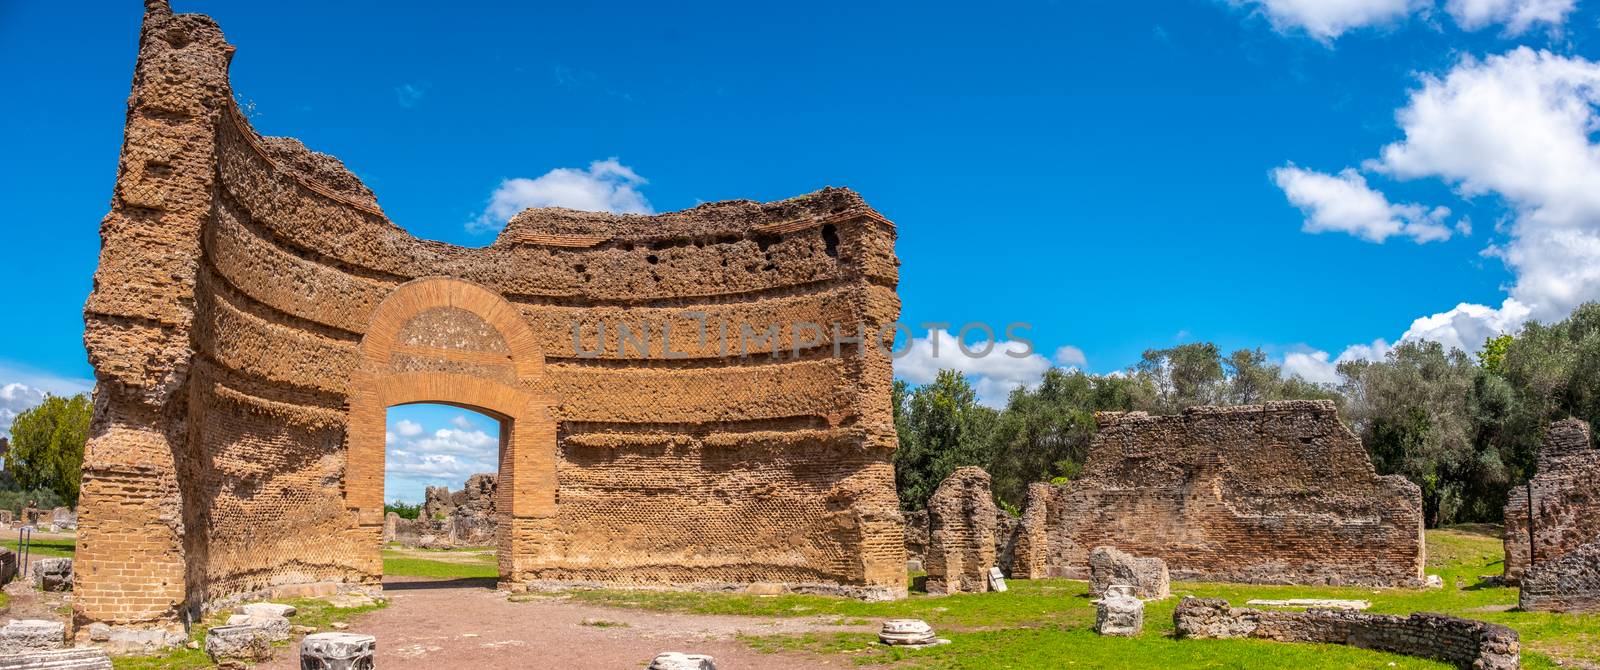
top-left (1088, 546), bottom-right (1171, 637)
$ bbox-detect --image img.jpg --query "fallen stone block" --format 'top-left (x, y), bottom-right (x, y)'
top-left (1094, 594), bottom-right (1144, 636)
top-left (204, 624), bottom-right (278, 663)
top-left (647, 652), bottom-right (717, 669)
top-left (987, 566), bottom-right (1007, 592)
top-left (31, 559), bottom-right (71, 592)
top-left (300, 632), bottom-right (375, 670)
top-left (83, 623), bottom-right (184, 655)
top-left (0, 648), bottom-right (112, 669)
top-left (1088, 546), bottom-right (1169, 600)
top-left (239, 603), bottom-right (296, 619)
top-left (0, 620), bottom-right (65, 655)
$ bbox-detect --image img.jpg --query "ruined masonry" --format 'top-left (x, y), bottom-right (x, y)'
top-left (923, 467), bottom-right (998, 595)
top-left (75, 0), bottom-right (906, 639)
top-left (1030, 401), bottom-right (1425, 586)
top-left (1503, 418), bottom-right (1600, 584)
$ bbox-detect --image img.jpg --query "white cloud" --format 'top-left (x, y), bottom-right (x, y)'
top-left (1052, 345), bottom-right (1088, 369)
top-left (384, 414), bottom-right (500, 504)
top-left (1228, 0), bottom-right (1573, 40)
top-left (1281, 339), bottom-right (1392, 384)
top-left (394, 419), bottom-right (424, 437)
top-left (469, 158), bottom-right (653, 232)
top-left (893, 329), bottom-right (1053, 408)
top-left (395, 83), bottom-right (426, 108)
top-left (450, 414), bottom-right (474, 429)
top-left (1280, 49), bottom-right (1600, 378)
top-left (1229, 0), bottom-right (1424, 40)
top-left (1444, 0), bottom-right (1575, 34)
top-left (1, 383), bottom-right (46, 437)
top-left (1272, 165), bottom-right (1454, 243)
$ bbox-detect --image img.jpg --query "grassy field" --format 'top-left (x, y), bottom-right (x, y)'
top-left (551, 526), bottom-right (1600, 669)
top-left (2, 537), bottom-right (77, 559)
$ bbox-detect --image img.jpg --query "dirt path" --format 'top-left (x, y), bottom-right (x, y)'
top-left (261, 577), bottom-right (870, 669)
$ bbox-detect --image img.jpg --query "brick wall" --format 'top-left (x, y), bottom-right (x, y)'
top-left (77, 0), bottom-right (907, 634)
top-left (1037, 401), bottom-right (1425, 587)
top-left (1503, 418), bottom-right (1600, 584)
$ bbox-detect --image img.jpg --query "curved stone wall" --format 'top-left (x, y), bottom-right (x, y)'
top-left (76, 1), bottom-right (904, 636)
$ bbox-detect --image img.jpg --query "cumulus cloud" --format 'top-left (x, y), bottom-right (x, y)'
top-left (893, 329), bottom-right (1053, 408)
top-left (469, 158), bottom-right (653, 233)
top-left (1230, 0), bottom-right (1423, 41)
top-left (1282, 339), bottom-right (1393, 384)
top-left (394, 419), bottom-right (424, 438)
top-left (1444, 0), bottom-right (1576, 33)
top-left (1281, 49), bottom-right (1600, 378)
top-left (1227, 0), bottom-right (1572, 40)
top-left (451, 414), bottom-right (475, 429)
top-left (1, 383), bottom-right (46, 437)
top-left (1052, 345), bottom-right (1088, 369)
top-left (1272, 165), bottom-right (1454, 243)
top-left (384, 413), bottom-right (501, 503)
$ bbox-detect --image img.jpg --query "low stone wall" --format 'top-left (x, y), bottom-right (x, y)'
top-left (1173, 597), bottom-right (1519, 670)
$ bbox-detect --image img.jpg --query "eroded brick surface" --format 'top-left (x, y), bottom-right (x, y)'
top-left (1039, 401), bottom-right (1425, 587)
top-left (77, 0), bottom-right (906, 634)
top-left (1503, 418), bottom-right (1600, 584)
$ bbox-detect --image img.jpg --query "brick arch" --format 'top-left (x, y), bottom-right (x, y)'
top-left (345, 278), bottom-right (556, 584)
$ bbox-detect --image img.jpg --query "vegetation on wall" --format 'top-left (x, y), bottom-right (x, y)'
top-left (894, 302), bottom-right (1600, 526)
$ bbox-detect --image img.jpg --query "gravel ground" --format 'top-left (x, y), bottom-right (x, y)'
top-left (259, 577), bottom-right (871, 669)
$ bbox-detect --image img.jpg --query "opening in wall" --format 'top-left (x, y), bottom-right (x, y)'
top-left (381, 403), bottom-right (504, 584)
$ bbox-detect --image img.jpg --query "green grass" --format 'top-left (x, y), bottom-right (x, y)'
top-left (1, 537), bottom-right (76, 559)
top-left (558, 527), bottom-right (1600, 669)
top-left (382, 548), bottom-right (499, 579)
top-left (111, 596), bottom-right (387, 670)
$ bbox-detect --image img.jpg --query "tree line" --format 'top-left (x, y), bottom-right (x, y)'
top-left (892, 302), bottom-right (1600, 527)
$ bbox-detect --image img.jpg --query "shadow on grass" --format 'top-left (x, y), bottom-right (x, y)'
top-left (383, 577), bottom-right (498, 591)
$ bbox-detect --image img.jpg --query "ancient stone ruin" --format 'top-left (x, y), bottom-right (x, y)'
top-left (905, 403), bottom-right (1423, 587)
top-left (923, 467), bottom-right (998, 595)
top-left (75, 0), bottom-right (905, 639)
top-left (1032, 401), bottom-right (1425, 586)
top-left (1087, 546), bottom-right (1170, 600)
top-left (1503, 418), bottom-right (1600, 585)
top-left (1174, 597), bottom-right (1520, 670)
top-left (1519, 533), bottom-right (1600, 612)
top-left (386, 473), bottom-right (500, 547)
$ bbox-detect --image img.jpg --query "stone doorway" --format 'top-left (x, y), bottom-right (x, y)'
top-left (346, 278), bottom-right (558, 589)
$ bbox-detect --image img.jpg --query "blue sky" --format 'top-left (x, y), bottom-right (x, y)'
top-left (5, 1), bottom-right (1600, 497)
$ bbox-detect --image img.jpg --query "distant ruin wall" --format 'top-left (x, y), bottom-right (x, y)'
top-left (1503, 418), bottom-right (1600, 584)
top-left (75, 0), bottom-right (905, 635)
top-left (1039, 401), bottom-right (1425, 587)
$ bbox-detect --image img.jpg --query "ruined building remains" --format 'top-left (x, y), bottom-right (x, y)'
top-left (1503, 418), bottom-right (1600, 584)
top-left (923, 467), bottom-right (998, 595)
top-left (1034, 401), bottom-right (1425, 587)
top-left (76, 1), bottom-right (905, 639)
top-left (384, 474), bottom-right (500, 548)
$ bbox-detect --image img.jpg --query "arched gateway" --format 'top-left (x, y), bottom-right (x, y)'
top-left (75, 1), bottom-right (906, 641)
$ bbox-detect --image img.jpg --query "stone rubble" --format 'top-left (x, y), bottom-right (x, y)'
top-left (1093, 592), bottom-right (1145, 637)
top-left (0, 620), bottom-right (65, 655)
top-left (31, 559), bottom-right (71, 592)
top-left (647, 652), bottom-right (717, 669)
top-left (300, 632), bottom-right (376, 670)
top-left (1088, 546), bottom-right (1170, 600)
top-left (0, 648), bottom-right (113, 670)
